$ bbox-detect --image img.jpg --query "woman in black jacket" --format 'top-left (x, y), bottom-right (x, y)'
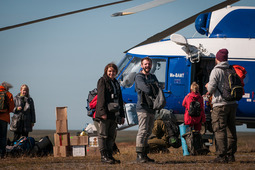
top-left (95, 63), bottom-right (125, 164)
top-left (12, 84), bottom-right (36, 142)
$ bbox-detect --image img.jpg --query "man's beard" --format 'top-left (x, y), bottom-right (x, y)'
top-left (143, 67), bottom-right (151, 74)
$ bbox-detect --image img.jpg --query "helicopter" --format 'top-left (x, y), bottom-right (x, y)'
top-left (115, 3), bottom-right (255, 129)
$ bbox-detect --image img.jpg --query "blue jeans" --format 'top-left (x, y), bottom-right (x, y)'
top-left (0, 119), bottom-right (8, 156)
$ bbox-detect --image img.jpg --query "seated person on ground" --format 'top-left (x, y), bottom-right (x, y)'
top-left (148, 109), bottom-right (181, 153)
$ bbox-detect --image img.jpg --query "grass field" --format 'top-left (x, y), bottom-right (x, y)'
top-left (2, 130), bottom-right (255, 169)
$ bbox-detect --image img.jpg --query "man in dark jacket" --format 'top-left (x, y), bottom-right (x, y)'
top-left (135, 57), bottom-right (159, 163)
top-left (0, 82), bottom-right (14, 159)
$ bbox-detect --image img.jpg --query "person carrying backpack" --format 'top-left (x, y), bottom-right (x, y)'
top-left (0, 82), bottom-right (15, 159)
top-left (205, 48), bottom-right (238, 163)
top-left (182, 82), bottom-right (206, 131)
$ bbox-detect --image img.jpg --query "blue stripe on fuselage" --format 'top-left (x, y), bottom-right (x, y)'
top-left (210, 9), bottom-right (255, 38)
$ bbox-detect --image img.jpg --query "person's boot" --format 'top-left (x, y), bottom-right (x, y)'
top-left (226, 154), bottom-right (235, 162)
top-left (209, 155), bottom-right (228, 163)
top-left (144, 146), bottom-right (155, 162)
top-left (112, 143), bottom-right (120, 155)
top-left (136, 147), bottom-right (147, 163)
top-left (107, 150), bottom-right (120, 164)
top-left (100, 150), bottom-right (114, 164)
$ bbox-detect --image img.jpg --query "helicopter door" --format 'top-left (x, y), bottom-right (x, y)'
top-left (166, 57), bottom-right (190, 115)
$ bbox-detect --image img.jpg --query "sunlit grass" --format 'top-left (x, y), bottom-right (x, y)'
top-left (3, 131), bottom-right (255, 169)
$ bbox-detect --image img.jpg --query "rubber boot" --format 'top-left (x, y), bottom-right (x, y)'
top-left (144, 146), bottom-right (155, 162)
top-left (136, 147), bottom-right (147, 163)
top-left (100, 150), bottom-right (114, 164)
top-left (107, 150), bottom-right (120, 164)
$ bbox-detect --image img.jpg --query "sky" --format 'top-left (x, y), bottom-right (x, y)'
top-left (1, 0), bottom-right (255, 131)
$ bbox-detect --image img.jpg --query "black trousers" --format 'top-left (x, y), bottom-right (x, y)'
top-left (0, 120), bottom-right (8, 155)
top-left (97, 119), bottom-right (117, 152)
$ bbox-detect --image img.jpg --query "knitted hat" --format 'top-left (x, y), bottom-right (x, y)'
top-left (216, 49), bottom-right (228, 62)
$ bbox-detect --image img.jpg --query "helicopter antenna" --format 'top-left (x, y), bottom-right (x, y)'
top-left (0, 0), bottom-right (131, 32)
top-left (192, 31), bottom-right (199, 38)
top-left (124, 0), bottom-right (240, 53)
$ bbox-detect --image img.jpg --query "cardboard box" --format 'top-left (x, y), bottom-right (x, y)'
top-left (53, 146), bottom-right (71, 157)
top-left (56, 120), bottom-right (68, 133)
top-left (86, 146), bottom-right (100, 156)
top-left (56, 107), bottom-right (67, 120)
top-left (89, 136), bottom-right (99, 147)
top-left (70, 136), bottom-right (88, 146)
top-left (72, 146), bottom-right (86, 157)
top-left (54, 133), bottom-right (70, 146)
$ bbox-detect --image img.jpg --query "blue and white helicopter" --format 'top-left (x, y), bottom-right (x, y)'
top-left (2, 0), bottom-right (253, 130)
top-left (115, 1), bottom-right (255, 129)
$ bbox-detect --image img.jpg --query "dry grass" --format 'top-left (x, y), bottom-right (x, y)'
top-left (2, 131), bottom-right (255, 169)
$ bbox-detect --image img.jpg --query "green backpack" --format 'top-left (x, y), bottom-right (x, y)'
top-left (0, 91), bottom-right (8, 113)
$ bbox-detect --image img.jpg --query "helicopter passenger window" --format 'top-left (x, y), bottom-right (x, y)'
top-left (150, 59), bottom-right (166, 89)
top-left (119, 57), bottom-right (166, 89)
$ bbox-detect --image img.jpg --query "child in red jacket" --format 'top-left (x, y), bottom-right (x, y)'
top-left (182, 82), bottom-right (206, 131)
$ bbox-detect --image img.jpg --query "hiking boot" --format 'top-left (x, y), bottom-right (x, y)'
top-left (112, 143), bottom-right (120, 155)
top-left (209, 156), bottom-right (228, 163)
top-left (136, 152), bottom-right (147, 163)
top-left (107, 151), bottom-right (120, 164)
top-left (144, 154), bottom-right (155, 162)
top-left (227, 154), bottom-right (235, 162)
top-left (111, 157), bottom-right (121, 164)
top-left (100, 150), bottom-right (114, 164)
top-left (144, 146), bottom-right (155, 162)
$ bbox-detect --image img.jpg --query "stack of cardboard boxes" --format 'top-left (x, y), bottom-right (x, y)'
top-left (53, 106), bottom-right (90, 157)
top-left (54, 106), bottom-right (71, 157)
top-left (70, 134), bottom-right (88, 157)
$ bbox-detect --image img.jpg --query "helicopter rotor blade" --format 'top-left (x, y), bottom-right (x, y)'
top-left (111, 0), bottom-right (175, 17)
top-left (124, 0), bottom-right (240, 53)
top-left (0, 0), bottom-right (131, 32)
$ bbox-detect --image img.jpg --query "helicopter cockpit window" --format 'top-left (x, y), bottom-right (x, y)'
top-left (119, 57), bottom-right (141, 88)
top-left (119, 57), bottom-right (166, 89)
top-left (117, 54), bottom-right (132, 77)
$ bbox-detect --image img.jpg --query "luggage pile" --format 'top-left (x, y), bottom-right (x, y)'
top-left (6, 136), bottom-right (53, 157)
